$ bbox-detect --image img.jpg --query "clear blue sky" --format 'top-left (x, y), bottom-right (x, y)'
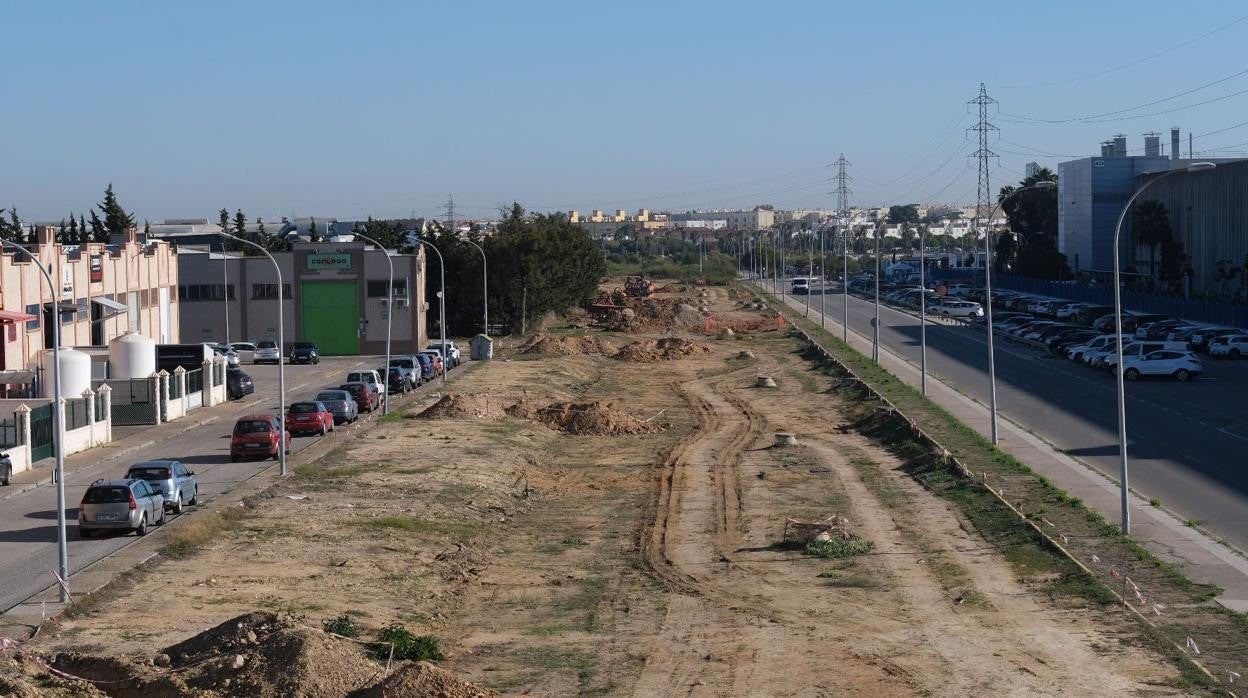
top-left (3, 1), bottom-right (1245, 222)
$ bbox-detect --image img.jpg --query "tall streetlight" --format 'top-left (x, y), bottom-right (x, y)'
top-left (419, 240), bottom-right (447, 386)
top-left (841, 217), bottom-right (850, 343)
top-left (351, 232), bottom-right (393, 415)
top-left (218, 231), bottom-right (287, 476)
top-left (1110, 162), bottom-right (1215, 534)
top-left (819, 221), bottom-right (827, 329)
top-left (463, 238), bottom-right (488, 335)
top-left (873, 219), bottom-right (882, 362)
top-left (980, 180), bottom-right (1057, 445)
top-left (918, 224), bottom-right (928, 396)
top-left (805, 227), bottom-right (813, 318)
top-left (1, 238), bottom-right (68, 601)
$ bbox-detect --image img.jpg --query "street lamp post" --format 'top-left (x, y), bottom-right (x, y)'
top-left (419, 240), bottom-right (448, 386)
top-left (981, 180), bottom-right (1057, 445)
top-left (1, 238), bottom-right (68, 601)
top-left (351, 232), bottom-right (394, 415)
top-left (1110, 162), bottom-right (1214, 534)
top-left (842, 220), bottom-right (849, 343)
top-left (218, 232), bottom-right (288, 475)
top-left (463, 238), bottom-right (488, 335)
top-left (873, 220), bottom-right (881, 362)
top-left (819, 223), bottom-right (826, 329)
top-left (918, 225), bottom-right (927, 396)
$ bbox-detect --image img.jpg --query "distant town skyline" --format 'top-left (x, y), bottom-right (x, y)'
top-left (3, 2), bottom-right (1245, 222)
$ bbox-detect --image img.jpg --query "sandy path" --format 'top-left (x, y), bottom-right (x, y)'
top-left (638, 351), bottom-right (1177, 696)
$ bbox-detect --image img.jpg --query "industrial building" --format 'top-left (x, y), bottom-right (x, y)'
top-left (176, 241), bottom-right (427, 355)
top-left (1057, 128), bottom-right (1245, 292)
top-left (0, 226), bottom-right (179, 375)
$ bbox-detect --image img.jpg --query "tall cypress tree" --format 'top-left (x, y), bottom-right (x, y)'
top-left (88, 210), bottom-right (107, 242)
top-left (97, 183), bottom-right (135, 236)
top-left (79, 214), bottom-right (88, 241)
top-left (233, 209), bottom-right (247, 236)
top-left (67, 213), bottom-right (79, 245)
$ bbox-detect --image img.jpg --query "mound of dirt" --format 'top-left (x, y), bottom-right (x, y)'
top-left (356, 661), bottom-right (498, 698)
top-left (419, 394), bottom-right (505, 420)
top-left (507, 400), bottom-right (664, 435)
top-left (163, 611), bottom-right (279, 667)
top-left (673, 303), bottom-right (705, 328)
top-left (0, 654), bottom-right (109, 697)
top-left (521, 334), bottom-right (618, 356)
top-left (614, 337), bottom-right (712, 363)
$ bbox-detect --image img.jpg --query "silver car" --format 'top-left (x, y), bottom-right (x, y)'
top-left (78, 479), bottom-right (166, 537)
top-left (125, 459), bottom-right (199, 514)
top-left (254, 339), bottom-right (281, 365)
top-left (315, 390), bottom-right (359, 424)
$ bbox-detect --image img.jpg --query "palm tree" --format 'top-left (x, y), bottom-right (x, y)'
top-left (1132, 200), bottom-right (1171, 280)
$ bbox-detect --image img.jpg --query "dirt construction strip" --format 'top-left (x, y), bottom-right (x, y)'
top-left (638, 352), bottom-right (1177, 695)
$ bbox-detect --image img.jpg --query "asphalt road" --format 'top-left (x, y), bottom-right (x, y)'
top-left (775, 282), bottom-right (1248, 551)
top-left (0, 354), bottom-right (439, 613)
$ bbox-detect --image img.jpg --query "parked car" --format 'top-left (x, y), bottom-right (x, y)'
top-left (78, 478), bottom-right (166, 537)
top-left (413, 353), bottom-right (435, 382)
top-left (1100, 340), bottom-right (1191, 372)
top-left (945, 284), bottom-right (975, 298)
top-left (389, 356), bottom-right (423, 388)
top-left (1054, 303), bottom-right (1089, 320)
top-left (254, 340), bottom-right (281, 365)
top-left (1068, 334), bottom-right (1129, 363)
top-left (1192, 328), bottom-right (1243, 353)
top-left (1121, 350), bottom-right (1203, 382)
top-left (1047, 330), bottom-right (1098, 355)
top-left (124, 459), bottom-right (198, 514)
top-left (339, 382), bottom-right (380, 413)
top-left (229, 415), bottom-right (291, 462)
top-left (382, 367), bottom-right (408, 394)
top-left (211, 345), bottom-right (241, 368)
top-left (226, 368), bottom-right (255, 400)
top-left (426, 343), bottom-right (461, 368)
top-left (230, 341), bottom-right (257, 363)
top-left (0, 451), bottom-right (12, 486)
top-left (1209, 335), bottom-right (1248, 359)
top-left (346, 369), bottom-right (385, 396)
top-left (933, 300), bottom-right (984, 318)
top-left (289, 341), bottom-right (320, 365)
top-left (286, 401), bottom-right (335, 436)
top-left (791, 278), bottom-right (810, 295)
top-left (1076, 305), bottom-right (1114, 325)
top-left (314, 389), bottom-right (359, 424)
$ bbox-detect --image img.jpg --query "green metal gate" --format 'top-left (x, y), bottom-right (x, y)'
top-left (29, 404), bottom-right (54, 462)
top-left (300, 282), bottom-right (359, 355)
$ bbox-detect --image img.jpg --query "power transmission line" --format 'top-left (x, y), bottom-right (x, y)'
top-left (1001, 67), bottom-right (1248, 123)
top-left (833, 155), bottom-right (852, 217)
top-left (997, 12), bottom-right (1248, 89)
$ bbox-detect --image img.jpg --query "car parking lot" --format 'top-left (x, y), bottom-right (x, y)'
top-left (824, 278), bottom-right (1248, 551)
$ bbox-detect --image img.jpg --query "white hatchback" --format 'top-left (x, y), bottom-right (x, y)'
top-left (254, 340), bottom-right (281, 365)
top-left (1209, 335), bottom-right (1248, 359)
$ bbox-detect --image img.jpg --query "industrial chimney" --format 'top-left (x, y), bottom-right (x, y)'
top-left (1143, 132), bottom-right (1161, 158)
top-left (1100, 140), bottom-right (1115, 158)
top-left (1113, 134), bottom-right (1128, 157)
top-left (1171, 128), bottom-right (1181, 161)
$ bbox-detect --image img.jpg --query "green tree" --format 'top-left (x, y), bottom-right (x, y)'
top-left (887, 204), bottom-right (919, 226)
top-left (257, 218), bottom-right (266, 237)
top-left (79, 214), bottom-right (88, 241)
top-left (97, 183), bottom-right (134, 236)
top-left (309, 218), bottom-right (321, 242)
top-left (65, 213), bottom-right (80, 244)
top-left (1132, 200), bottom-right (1171, 281)
top-left (233, 209), bottom-right (248, 236)
top-left (997, 168), bottom-right (1067, 279)
top-left (143, 219), bottom-right (151, 237)
top-left (88, 210), bottom-right (107, 242)
top-left (0, 207), bottom-right (15, 242)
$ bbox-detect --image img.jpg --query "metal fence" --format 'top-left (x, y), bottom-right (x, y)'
top-left (95, 379), bottom-right (153, 406)
top-left (0, 415), bottom-right (18, 448)
top-left (94, 390), bottom-right (106, 419)
top-left (993, 274), bottom-right (1248, 328)
top-left (169, 374), bottom-right (184, 399)
top-left (186, 368), bottom-right (204, 395)
top-left (65, 397), bottom-right (91, 431)
top-left (112, 401), bottom-right (158, 426)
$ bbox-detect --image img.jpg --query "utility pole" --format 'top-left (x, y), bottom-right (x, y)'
top-left (444, 195), bottom-right (456, 235)
top-left (833, 154), bottom-right (852, 342)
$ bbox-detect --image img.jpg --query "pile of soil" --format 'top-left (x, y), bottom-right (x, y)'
top-left (614, 338), bottom-right (712, 363)
top-left (520, 334), bottom-right (618, 356)
top-left (0, 654), bottom-right (109, 697)
top-left (356, 661), bottom-right (498, 698)
top-left (507, 400), bottom-right (665, 435)
top-left (419, 394), bottom-right (505, 420)
top-left (673, 303), bottom-right (705, 328)
top-left (32, 612), bottom-right (487, 698)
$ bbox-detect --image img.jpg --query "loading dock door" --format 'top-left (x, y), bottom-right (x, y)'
top-left (300, 281), bottom-right (359, 355)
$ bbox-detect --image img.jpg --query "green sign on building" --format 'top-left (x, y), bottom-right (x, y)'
top-left (307, 253), bottom-right (353, 270)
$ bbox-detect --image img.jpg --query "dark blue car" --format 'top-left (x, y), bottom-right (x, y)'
top-left (414, 353), bottom-right (434, 381)
top-left (289, 342), bottom-right (320, 365)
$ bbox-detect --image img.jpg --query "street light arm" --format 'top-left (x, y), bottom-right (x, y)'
top-left (218, 231), bottom-right (288, 475)
top-left (0, 238), bottom-right (69, 601)
top-left (352, 232), bottom-right (396, 414)
top-left (419, 240), bottom-right (448, 385)
top-left (463, 238), bottom-right (489, 334)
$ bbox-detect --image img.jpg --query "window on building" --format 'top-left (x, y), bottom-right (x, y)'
top-left (366, 279), bottom-right (409, 298)
top-left (251, 283), bottom-right (292, 300)
top-left (25, 304), bottom-right (39, 331)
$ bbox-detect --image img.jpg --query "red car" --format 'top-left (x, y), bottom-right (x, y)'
top-left (339, 382), bottom-right (380, 413)
top-left (285, 401), bottom-right (335, 436)
top-left (418, 351), bottom-right (444, 376)
top-left (229, 415), bottom-right (291, 462)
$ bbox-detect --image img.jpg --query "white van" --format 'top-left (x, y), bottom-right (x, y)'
top-left (346, 369), bottom-right (386, 396)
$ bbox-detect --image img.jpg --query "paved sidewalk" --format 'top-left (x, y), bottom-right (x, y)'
top-left (758, 282), bottom-right (1248, 612)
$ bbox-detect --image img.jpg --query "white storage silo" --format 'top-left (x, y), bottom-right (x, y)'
top-left (108, 331), bottom-right (157, 379)
top-left (40, 348), bottom-right (92, 398)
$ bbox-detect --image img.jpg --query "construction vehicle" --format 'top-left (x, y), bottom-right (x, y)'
top-left (624, 276), bottom-right (655, 297)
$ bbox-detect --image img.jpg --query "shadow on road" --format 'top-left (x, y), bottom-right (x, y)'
top-left (24, 508), bottom-right (78, 521)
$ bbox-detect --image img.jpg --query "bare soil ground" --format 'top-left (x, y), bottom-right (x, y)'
top-left (4, 280), bottom-right (1184, 696)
